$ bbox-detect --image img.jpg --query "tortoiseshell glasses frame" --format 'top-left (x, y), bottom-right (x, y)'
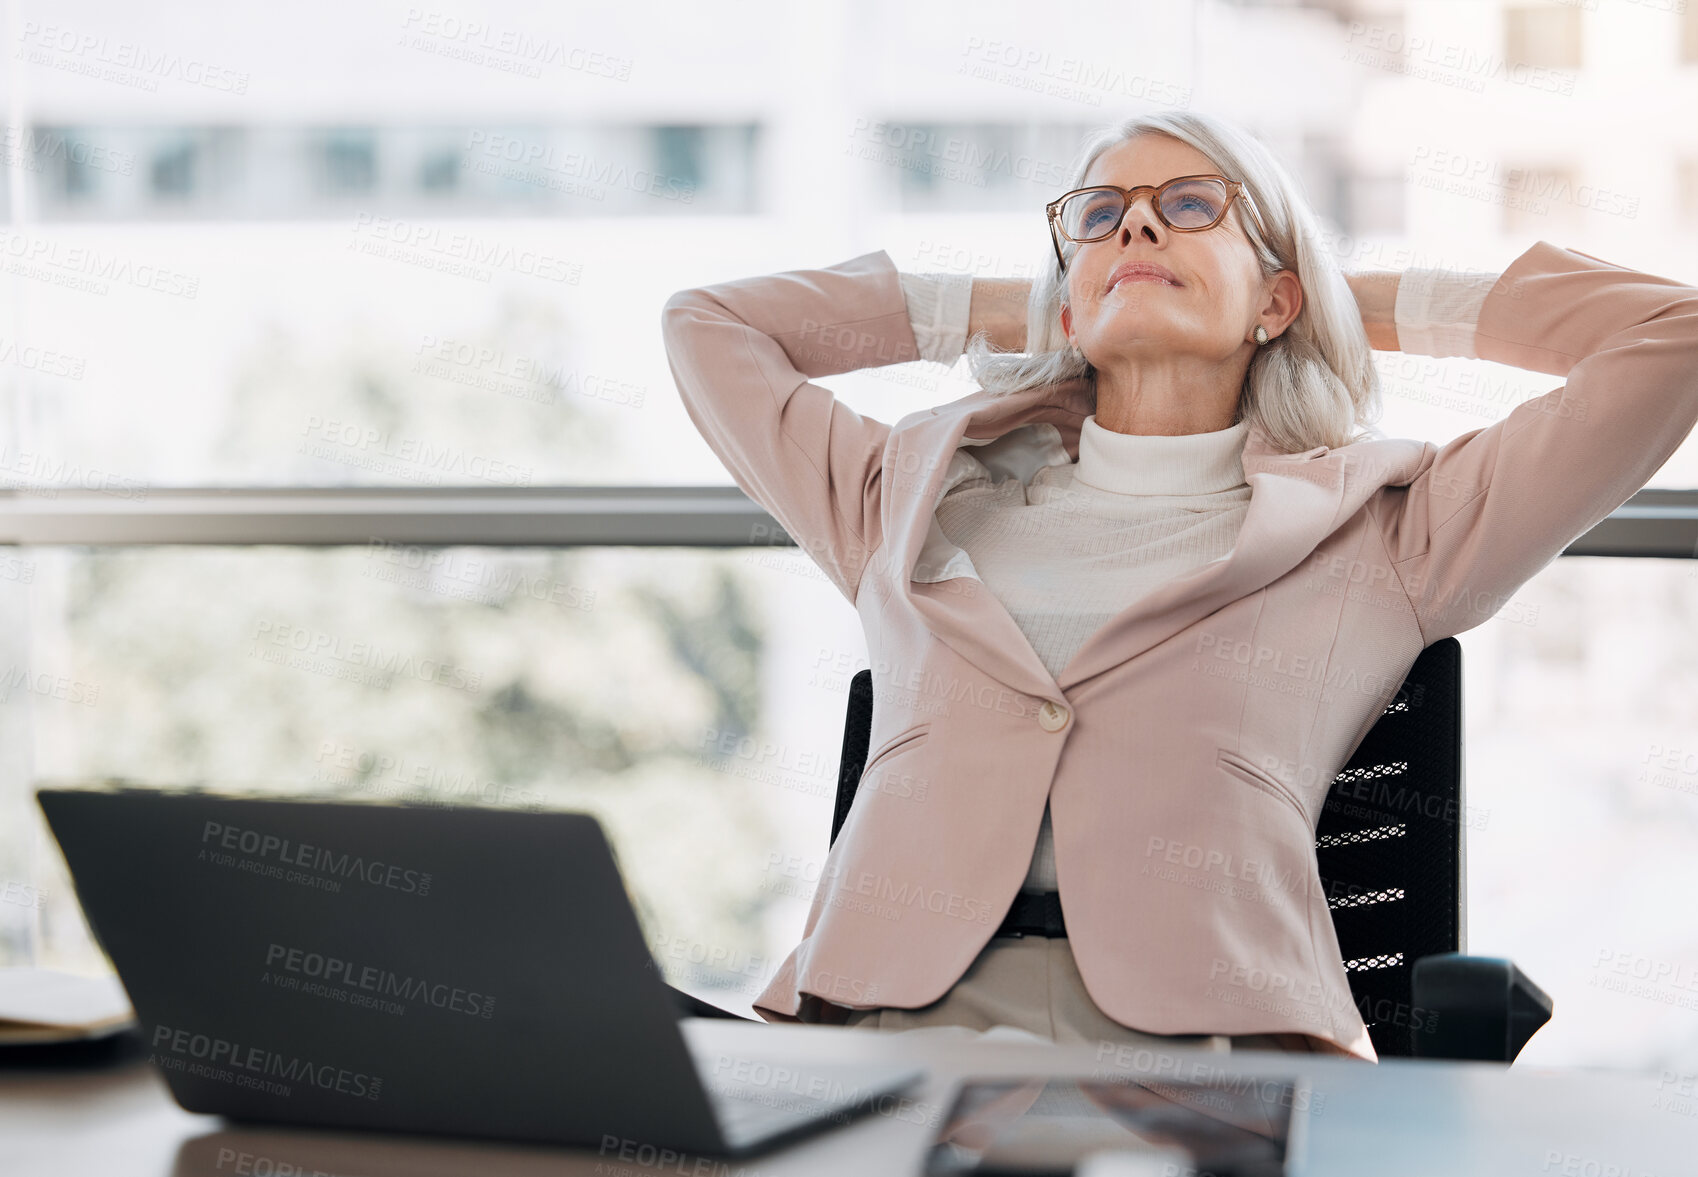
top-left (1045, 174), bottom-right (1268, 274)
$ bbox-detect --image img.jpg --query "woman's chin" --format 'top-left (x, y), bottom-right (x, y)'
top-left (1088, 322), bottom-right (1184, 352)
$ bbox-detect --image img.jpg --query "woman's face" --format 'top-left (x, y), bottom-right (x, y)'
top-left (1059, 134), bottom-right (1276, 369)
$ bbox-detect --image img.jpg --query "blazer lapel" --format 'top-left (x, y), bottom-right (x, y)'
top-left (890, 380), bottom-right (1090, 704)
top-left (887, 381), bottom-right (1350, 701)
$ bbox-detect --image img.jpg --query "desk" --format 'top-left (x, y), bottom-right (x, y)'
top-left (3, 1019), bottom-right (1695, 1176)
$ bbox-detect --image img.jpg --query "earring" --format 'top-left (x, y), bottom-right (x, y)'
top-left (1253, 325), bottom-right (1269, 345)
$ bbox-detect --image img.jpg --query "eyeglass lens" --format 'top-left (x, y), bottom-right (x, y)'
top-left (1058, 179), bottom-right (1229, 240)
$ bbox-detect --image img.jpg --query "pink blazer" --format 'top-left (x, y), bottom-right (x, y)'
top-left (660, 242), bottom-right (1698, 1060)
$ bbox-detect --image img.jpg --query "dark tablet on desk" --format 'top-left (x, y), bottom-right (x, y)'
top-left (922, 1072), bottom-right (1309, 1177)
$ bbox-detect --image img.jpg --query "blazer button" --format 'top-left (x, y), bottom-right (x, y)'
top-left (1037, 701), bottom-right (1070, 732)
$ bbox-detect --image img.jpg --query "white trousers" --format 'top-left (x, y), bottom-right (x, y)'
top-left (821, 934), bottom-right (1360, 1058)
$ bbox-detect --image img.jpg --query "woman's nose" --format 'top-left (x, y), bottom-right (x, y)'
top-left (1120, 196), bottom-right (1162, 245)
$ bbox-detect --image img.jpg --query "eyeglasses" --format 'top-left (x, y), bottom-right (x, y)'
top-left (1045, 174), bottom-right (1268, 274)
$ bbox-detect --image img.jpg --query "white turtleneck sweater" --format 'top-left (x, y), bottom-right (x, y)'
top-left (895, 267), bottom-right (1494, 893)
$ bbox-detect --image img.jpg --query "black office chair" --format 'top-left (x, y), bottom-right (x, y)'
top-left (828, 637), bottom-right (1554, 1062)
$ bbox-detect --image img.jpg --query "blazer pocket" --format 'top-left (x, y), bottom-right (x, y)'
top-left (861, 722), bottom-right (932, 775)
top-left (1217, 749), bottom-right (1308, 819)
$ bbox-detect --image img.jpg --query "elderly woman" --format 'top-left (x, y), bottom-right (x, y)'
top-left (661, 110), bottom-right (1698, 1061)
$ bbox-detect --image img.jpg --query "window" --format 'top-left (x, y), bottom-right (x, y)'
top-left (868, 122), bottom-right (1098, 214)
top-left (316, 130), bottom-right (379, 195)
top-left (651, 126), bottom-right (705, 194)
top-left (1499, 162), bottom-right (1585, 238)
top-left (2, 542), bottom-right (857, 1011)
top-left (150, 139), bottom-right (197, 198)
top-left (43, 128), bottom-right (106, 202)
top-left (1504, 5), bottom-right (1583, 72)
top-left (418, 146), bottom-right (461, 193)
top-left (13, 124), bottom-right (758, 220)
top-left (1342, 11), bottom-right (1408, 74)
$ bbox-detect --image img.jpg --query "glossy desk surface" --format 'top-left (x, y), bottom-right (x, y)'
top-left (4, 1019), bottom-right (1696, 1176)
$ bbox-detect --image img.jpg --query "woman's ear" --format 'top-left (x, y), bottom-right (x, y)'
top-left (1060, 301), bottom-right (1072, 343)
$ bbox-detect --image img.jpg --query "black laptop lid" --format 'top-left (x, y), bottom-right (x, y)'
top-left (36, 787), bottom-right (727, 1152)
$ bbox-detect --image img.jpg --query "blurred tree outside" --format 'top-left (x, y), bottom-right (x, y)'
top-left (12, 290), bottom-right (785, 1003)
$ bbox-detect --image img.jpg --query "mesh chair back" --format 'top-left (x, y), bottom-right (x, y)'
top-left (1312, 636), bottom-right (1464, 1056)
top-left (828, 637), bottom-right (1465, 1059)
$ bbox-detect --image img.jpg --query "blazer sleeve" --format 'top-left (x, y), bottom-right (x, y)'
top-left (1375, 240), bottom-right (1698, 644)
top-left (661, 249), bottom-right (923, 604)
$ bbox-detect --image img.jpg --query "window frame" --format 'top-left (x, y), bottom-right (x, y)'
top-left (1, 485), bottom-right (1695, 556)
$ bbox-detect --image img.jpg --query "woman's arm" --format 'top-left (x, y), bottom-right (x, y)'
top-left (898, 272), bottom-right (1029, 360)
top-left (1347, 265), bottom-right (1502, 355)
top-left (662, 250), bottom-right (920, 604)
top-left (1344, 270), bottom-right (1401, 351)
top-left (1373, 241), bottom-right (1698, 643)
top-left (969, 278), bottom-right (1030, 352)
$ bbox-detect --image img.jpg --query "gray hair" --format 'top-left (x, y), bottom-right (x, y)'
top-left (965, 110), bottom-right (1384, 453)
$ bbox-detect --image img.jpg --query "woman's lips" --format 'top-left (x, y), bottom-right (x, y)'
top-left (1106, 263), bottom-right (1181, 292)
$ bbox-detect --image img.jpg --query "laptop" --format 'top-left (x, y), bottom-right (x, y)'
top-left (35, 786), bottom-right (925, 1157)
